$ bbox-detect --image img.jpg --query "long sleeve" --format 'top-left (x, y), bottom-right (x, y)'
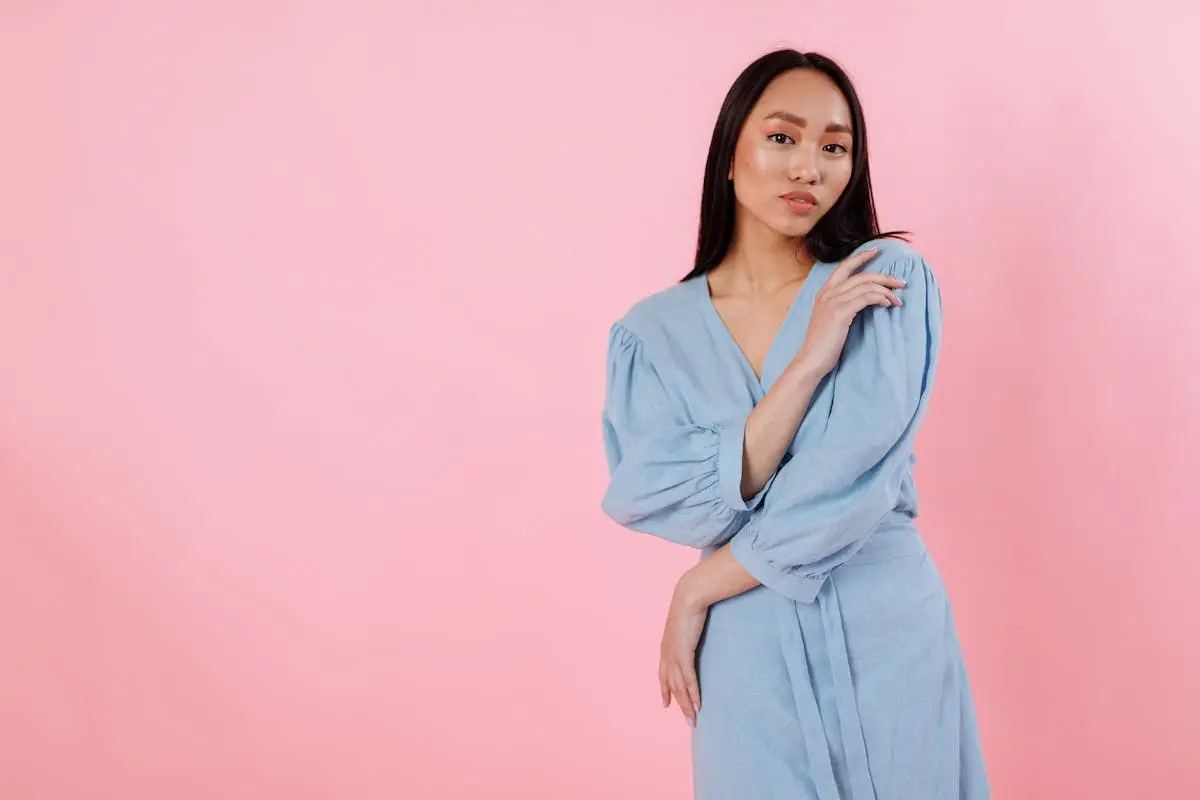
top-left (601, 322), bottom-right (773, 548)
top-left (729, 254), bottom-right (943, 602)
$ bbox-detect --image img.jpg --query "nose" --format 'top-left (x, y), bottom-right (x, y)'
top-left (788, 147), bottom-right (819, 183)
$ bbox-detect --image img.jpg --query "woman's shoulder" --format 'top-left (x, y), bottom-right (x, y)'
top-left (609, 275), bottom-right (704, 344)
top-left (847, 237), bottom-right (937, 284)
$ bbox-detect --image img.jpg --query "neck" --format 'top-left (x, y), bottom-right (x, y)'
top-left (718, 216), bottom-right (813, 297)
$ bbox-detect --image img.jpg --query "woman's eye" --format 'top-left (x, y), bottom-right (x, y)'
top-left (768, 133), bottom-right (793, 145)
top-left (824, 143), bottom-right (849, 154)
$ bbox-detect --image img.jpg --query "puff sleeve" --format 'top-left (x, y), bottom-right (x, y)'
top-left (601, 323), bottom-right (773, 548)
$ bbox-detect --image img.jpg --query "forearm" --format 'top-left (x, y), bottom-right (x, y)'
top-left (675, 545), bottom-right (761, 609)
top-left (739, 355), bottom-right (825, 499)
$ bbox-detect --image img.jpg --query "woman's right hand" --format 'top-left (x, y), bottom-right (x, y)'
top-left (795, 248), bottom-right (906, 378)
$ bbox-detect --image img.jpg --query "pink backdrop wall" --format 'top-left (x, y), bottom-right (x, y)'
top-left (3, 2), bottom-right (1197, 798)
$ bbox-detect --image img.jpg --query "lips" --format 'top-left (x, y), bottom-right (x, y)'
top-left (782, 191), bottom-right (818, 205)
top-left (782, 191), bottom-right (818, 215)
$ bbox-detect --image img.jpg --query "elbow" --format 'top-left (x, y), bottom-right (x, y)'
top-left (599, 485), bottom-right (631, 527)
top-left (601, 474), bottom-right (652, 528)
top-left (600, 482), bottom-right (654, 532)
top-left (600, 484), bottom-right (737, 549)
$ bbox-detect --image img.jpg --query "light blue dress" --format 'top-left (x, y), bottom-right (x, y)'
top-left (601, 239), bottom-right (990, 799)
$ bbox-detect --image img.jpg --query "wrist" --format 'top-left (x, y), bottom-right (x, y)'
top-left (674, 566), bottom-right (712, 611)
top-left (783, 352), bottom-right (828, 387)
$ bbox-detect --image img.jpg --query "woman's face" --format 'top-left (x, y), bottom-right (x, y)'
top-left (729, 69), bottom-right (856, 241)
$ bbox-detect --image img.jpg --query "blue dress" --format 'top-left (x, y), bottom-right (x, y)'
top-left (601, 239), bottom-right (990, 799)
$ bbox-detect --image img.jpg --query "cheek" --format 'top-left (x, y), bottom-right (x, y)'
top-left (827, 159), bottom-right (854, 193)
top-left (733, 146), bottom-right (787, 209)
top-left (735, 139), bottom-right (787, 179)
top-left (751, 143), bottom-right (789, 173)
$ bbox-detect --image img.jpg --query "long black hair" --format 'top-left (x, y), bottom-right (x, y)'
top-left (682, 49), bottom-right (907, 281)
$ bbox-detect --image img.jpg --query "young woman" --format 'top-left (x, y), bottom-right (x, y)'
top-left (601, 49), bottom-right (990, 799)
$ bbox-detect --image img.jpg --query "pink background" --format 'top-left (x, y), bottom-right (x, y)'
top-left (3, 2), bottom-right (1198, 798)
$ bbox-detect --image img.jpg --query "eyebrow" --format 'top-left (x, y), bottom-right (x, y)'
top-left (764, 111), bottom-right (852, 134)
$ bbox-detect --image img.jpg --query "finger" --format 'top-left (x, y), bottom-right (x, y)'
top-left (833, 290), bottom-right (893, 323)
top-left (836, 272), bottom-right (906, 293)
top-left (841, 287), bottom-right (899, 312)
top-left (671, 668), bottom-right (696, 724)
top-left (827, 248), bottom-right (879, 286)
top-left (667, 670), bottom-right (688, 721)
top-left (660, 668), bottom-right (671, 708)
top-left (826, 272), bottom-right (905, 302)
top-left (685, 665), bottom-right (702, 715)
top-left (819, 275), bottom-right (903, 310)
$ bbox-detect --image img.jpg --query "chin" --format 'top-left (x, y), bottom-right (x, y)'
top-left (774, 216), bottom-right (819, 239)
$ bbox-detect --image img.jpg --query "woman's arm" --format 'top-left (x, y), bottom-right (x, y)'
top-left (658, 545), bottom-right (758, 728)
top-left (657, 246), bottom-right (913, 724)
top-left (739, 248), bottom-right (905, 499)
top-left (603, 249), bottom-right (903, 547)
top-left (676, 545), bottom-right (760, 608)
top-left (729, 251), bottom-right (941, 603)
top-left (738, 357), bottom-right (824, 498)
top-left (601, 324), bottom-right (769, 548)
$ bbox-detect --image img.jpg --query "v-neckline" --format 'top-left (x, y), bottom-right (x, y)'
top-left (697, 264), bottom-right (823, 392)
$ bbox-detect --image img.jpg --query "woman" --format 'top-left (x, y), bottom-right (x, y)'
top-left (600, 49), bottom-right (990, 799)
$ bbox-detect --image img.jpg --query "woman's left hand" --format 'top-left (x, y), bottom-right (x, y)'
top-left (659, 577), bottom-right (708, 727)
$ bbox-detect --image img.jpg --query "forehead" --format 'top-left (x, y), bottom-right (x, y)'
top-left (750, 69), bottom-right (851, 125)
